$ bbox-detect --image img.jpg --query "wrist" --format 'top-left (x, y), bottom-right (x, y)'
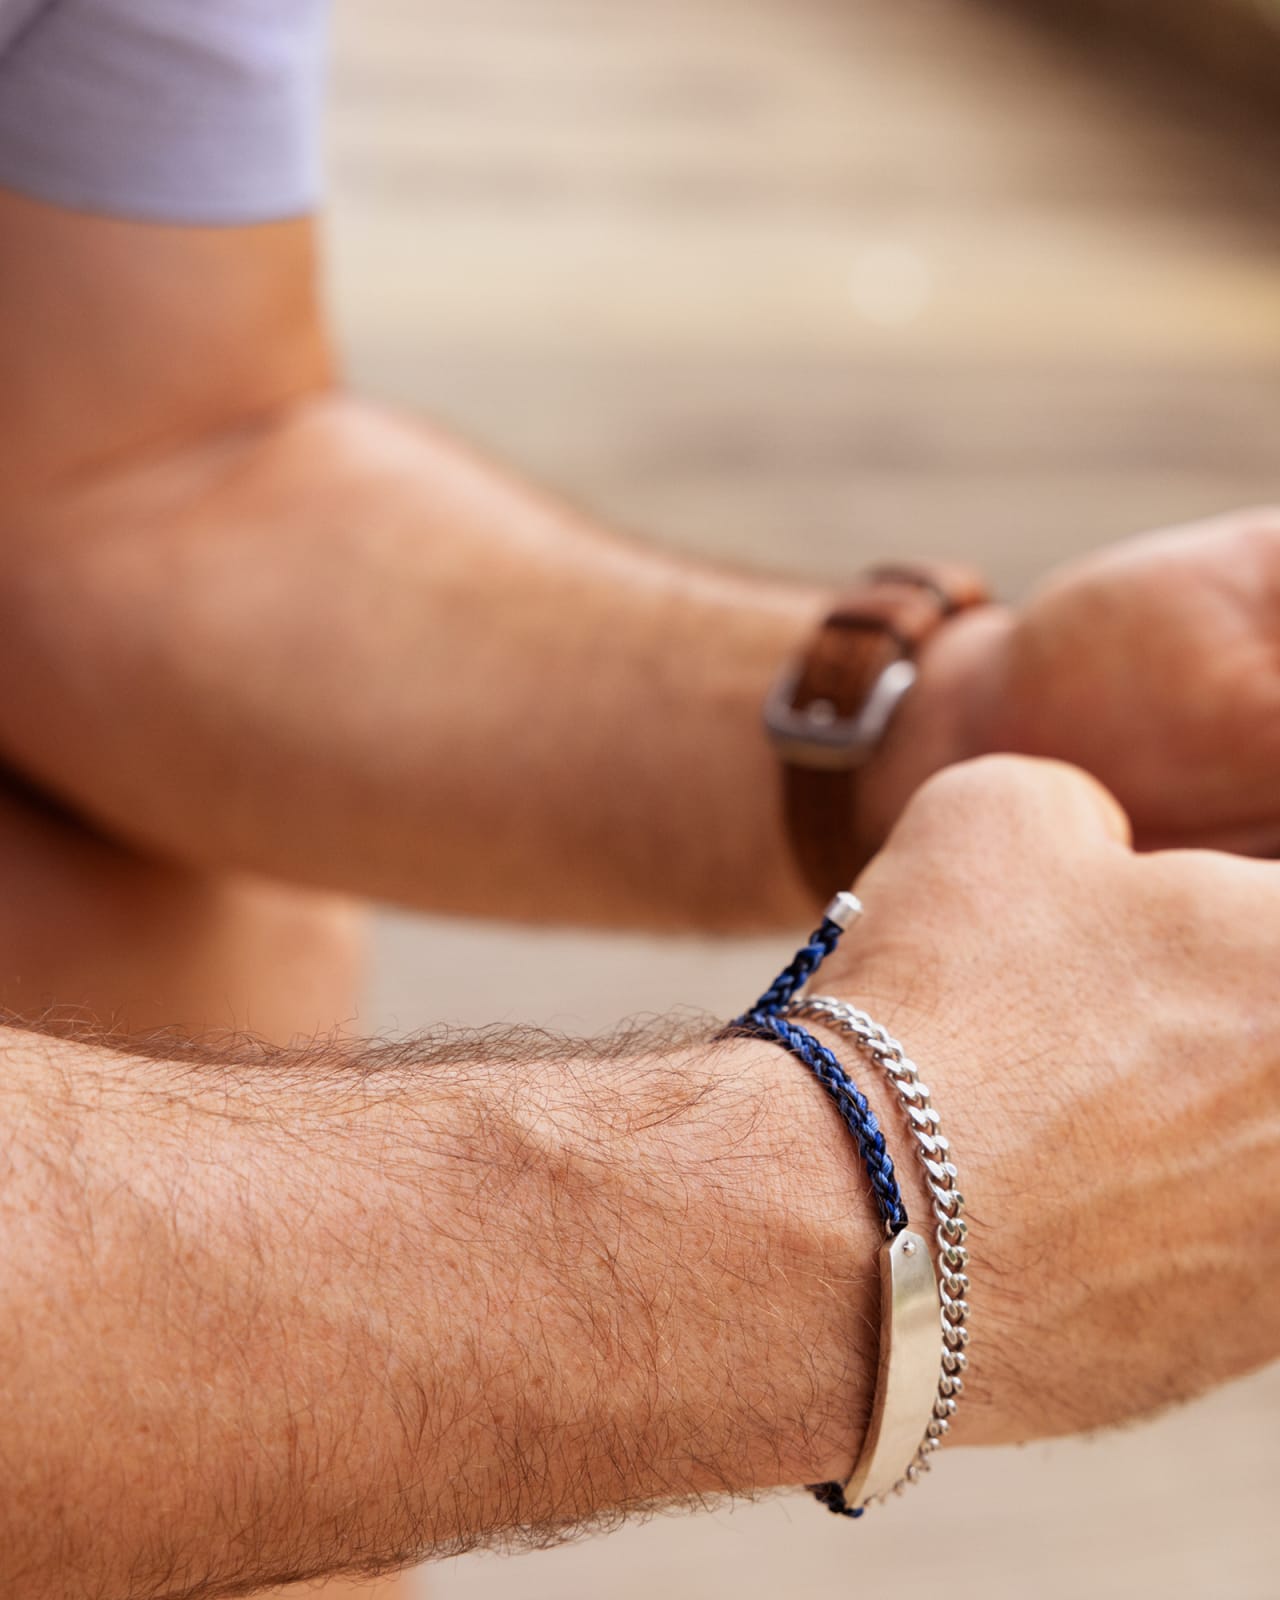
top-left (731, 907), bottom-right (987, 1509)
top-left (710, 1031), bottom-right (882, 1485)
top-left (855, 604), bottom-right (1015, 855)
top-left (812, 954), bottom-right (1024, 1450)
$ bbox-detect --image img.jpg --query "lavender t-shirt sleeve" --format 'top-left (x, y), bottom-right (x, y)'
top-left (0, 0), bottom-right (330, 223)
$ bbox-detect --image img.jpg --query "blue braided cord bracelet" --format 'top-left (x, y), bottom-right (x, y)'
top-left (727, 892), bottom-right (908, 1518)
top-left (732, 1010), bottom-right (908, 1238)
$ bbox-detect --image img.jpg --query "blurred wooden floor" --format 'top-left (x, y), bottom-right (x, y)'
top-left (327, 0), bottom-right (1280, 597)
top-left (324, 3), bottom-right (1280, 1597)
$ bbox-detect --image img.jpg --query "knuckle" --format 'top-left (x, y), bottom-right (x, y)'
top-left (1136, 847), bottom-right (1270, 933)
top-left (893, 755), bottom-right (1128, 868)
top-left (1211, 505), bottom-right (1280, 562)
top-left (1126, 852), bottom-right (1280, 1014)
top-left (1228, 503), bottom-right (1280, 534)
top-left (910, 753), bottom-right (1069, 824)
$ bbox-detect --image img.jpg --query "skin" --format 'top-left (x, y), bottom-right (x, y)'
top-left (844, 759), bottom-right (1280, 1442)
top-left (2, 756), bottom-right (1277, 1600)
top-left (0, 176), bottom-right (1278, 1597)
top-left (5, 192), bottom-right (1280, 942)
top-left (0, 196), bottom-right (387, 1599)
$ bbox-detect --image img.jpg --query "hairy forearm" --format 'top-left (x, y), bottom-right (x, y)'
top-left (0, 1020), bottom-right (876, 1599)
top-left (0, 394), bottom-right (848, 930)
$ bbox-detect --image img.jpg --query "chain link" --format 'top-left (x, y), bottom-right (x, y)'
top-left (786, 994), bottom-right (968, 1502)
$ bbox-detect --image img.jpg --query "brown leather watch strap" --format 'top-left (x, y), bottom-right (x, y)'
top-left (766, 563), bottom-right (989, 904)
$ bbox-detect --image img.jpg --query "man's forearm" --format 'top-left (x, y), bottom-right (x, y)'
top-left (0, 395), bottom-right (882, 929)
top-left (0, 1020), bottom-right (876, 1598)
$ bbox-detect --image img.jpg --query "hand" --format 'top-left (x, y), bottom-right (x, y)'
top-left (866, 508), bottom-right (1280, 856)
top-left (819, 755), bottom-right (1280, 1447)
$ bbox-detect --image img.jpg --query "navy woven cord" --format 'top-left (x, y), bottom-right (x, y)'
top-left (728, 914), bottom-right (908, 1518)
top-left (748, 915), bottom-right (844, 1014)
top-left (734, 1009), bottom-right (907, 1236)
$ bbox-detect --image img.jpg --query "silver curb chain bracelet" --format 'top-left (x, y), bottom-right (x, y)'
top-left (786, 992), bottom-right (970, 1501)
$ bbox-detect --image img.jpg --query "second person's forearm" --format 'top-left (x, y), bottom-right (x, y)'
top-left (0, 393), bottom-right (840, 929)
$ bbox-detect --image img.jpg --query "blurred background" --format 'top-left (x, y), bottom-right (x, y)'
top-left (323, 1), bottom-right (1280, 1595)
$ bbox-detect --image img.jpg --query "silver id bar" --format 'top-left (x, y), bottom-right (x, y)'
top-left (843, 1229), bottom-right (941, 1508)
